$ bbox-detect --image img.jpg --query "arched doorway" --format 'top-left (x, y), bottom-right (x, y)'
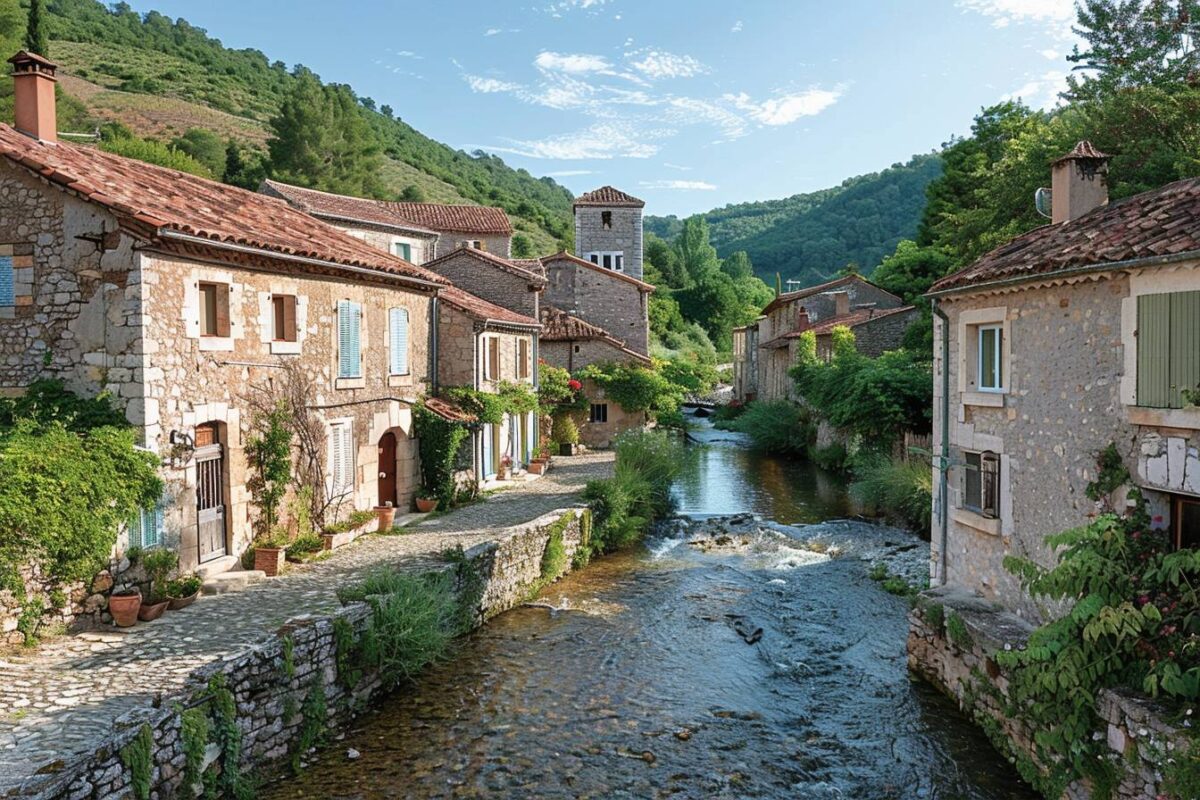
top-left (378, 431), bottom-right (398, 507)
top-left (195, 422), bottom-right (227, 562)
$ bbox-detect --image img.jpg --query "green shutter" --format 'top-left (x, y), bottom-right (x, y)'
top-left (1170, 291), bottom-right (1200, 409)
top-left (1138, 294), bottom-right (1173, 408)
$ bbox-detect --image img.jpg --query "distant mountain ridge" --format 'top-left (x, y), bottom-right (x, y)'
top-left (646, 154), bottom-right (943, 285)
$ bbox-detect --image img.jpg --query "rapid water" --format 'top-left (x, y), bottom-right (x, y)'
top-left (263, 418), bottom-right (1035, 799)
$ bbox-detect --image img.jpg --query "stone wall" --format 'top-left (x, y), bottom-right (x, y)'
top-left (574, 378), bottom-right (647, 449)
top-left (908, 587), bottom-right (1189, 799)
top-left (431, 234), bottom-right (511, 261)
top-left (11, 508), bottom-right (588, 800)
top-left (327, 220), bottom-right (437, 266)
top-left (846, 308), bottom-right (918, 357)
top-left (542, 256), bottom-right (650, 357)
top-left (424, 250), bottom-right (540, 320)
top-left (539, 336), bottom-right (644, 374)
top-left (573, 205), bottom-right (643, 281)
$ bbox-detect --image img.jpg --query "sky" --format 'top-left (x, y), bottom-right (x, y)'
top-left (128, 0), bottom-right (1082, 217)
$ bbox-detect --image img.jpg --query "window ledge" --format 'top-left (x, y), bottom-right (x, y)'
top-left (335, 377), bottom-right (365, 390)
top-left (1127, 406), bottom-right (1200, 431)
top-left (198, 336), bottom-right (234, 352)
top-left (952, 507), bottom-right (1001, 536)
top-left (387, 374), bottom-right (413, 388)
top-left (270, 340), bottom-right (301, 355)
top-left (962, 391), bottom-right (1006, 408)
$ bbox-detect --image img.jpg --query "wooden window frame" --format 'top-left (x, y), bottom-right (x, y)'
top-left (1174, 494), bottom-right (1200, 550)
top-left (517, 338), bottom-right (530, 380)
top-left (199, 282), bottom-right (230, 338)
top-left (271, 294), bottom-right (297, 343)
top-left (590, 403), bottom-right (609, 424)
top-left (483, 335), bottom-right (501, 381)
top-left (963, 450), bottom-right (1000, 518)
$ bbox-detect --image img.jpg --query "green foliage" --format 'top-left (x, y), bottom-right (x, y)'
top-left (945, 611), bottom-right (974, 651)
top-left (413, 404), bottom-right (470, 509)
top-left (443, 383), bottom-right (535, 425)
top-left (537, 362), bottom-right (586, 414)
top-left (1163, 740), bottom-right (1200, 800)
top-left (921, 601), bottom-right (945, 632)
top-left (321, 509), bottom-right (376, 535)
top-left (280, 634), bottom-right (295, 679)
top-left (180, 706), bottom-right (210, 791)
top-left (511, 233), bottom-right (533, 258)
top-left (16, 598), bottom-right (43, 646)
top-left (171, 128), bottom-right (227, 180)
top-left (141, 547), bottom-right (178, 603)
top-left (870, 240), bottom-right (955, 305)
top-left (550, 412), bottom-right (580, 446)
top-left (332, 617), bottom-right (360, 690)
top-left (119, 723), bottom-right (153, 800)
top-left (529, 512), bottom-right (573, 596)
top-left (285, 533), bottom-right (323, 559)
top-left (808, 442), bottom-right (849, 472)
top-left (658, 358), bottom-right (718, 397)
top-left (850, 454), bottom-right (933, 531)
top-left (205, 673), bottom-right (251, 800)
top-left (24, 0), bottom-right (46, 56)
top-left (577, 362), bottom-right (680, 417)
top-left (0, 379), bottom-right (127, 432)
top-left (292, 681), bottom-right (327, 775)
top-left (164, 573), bottom-right (202, 599)
top-left (724, 400), bottom-right (814, 456)
top-left (99, 128), bottom-right (213, 178)
top-left (1086, 443), bottom-right (1130, 502)
top-left (583, 430), bottom-right (684, 556)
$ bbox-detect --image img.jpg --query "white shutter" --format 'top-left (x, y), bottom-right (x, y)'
top-left (389, 308), bottom-right (409, 375)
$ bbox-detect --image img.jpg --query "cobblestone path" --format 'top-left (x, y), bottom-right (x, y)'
top-left (0, 452), bottom-right (614, 792)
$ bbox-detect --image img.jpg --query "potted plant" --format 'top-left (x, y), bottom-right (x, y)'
top-left (109, 588), bottom-right (141, 627)
top-left (375, 500), bottom-right (396, 531)
top-left (415, 495), bottom-right (438, 513)
top-left (138, 548), bottom-right (178, 621)
top-left (166, 573), bottom-right (203, 610)
top-left (254, 527), bottom-right (289, 577)
top-left (553, 414), bottom-right (581, 456)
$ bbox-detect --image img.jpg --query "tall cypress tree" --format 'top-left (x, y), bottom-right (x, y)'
top-left (24, 0), bottom-right (47, 56)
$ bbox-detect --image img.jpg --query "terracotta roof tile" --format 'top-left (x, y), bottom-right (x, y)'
top-left (440, 286), bottom-right (540, 328)
top-left (930, 176), bottom-right (1200, 295)
top-left (424, 246), bottom-right (547, 286)
top-left (424, 397), bottom-right (475, 424)
top-left (758, 305), bottom-right (915, 348)
top-left (261, 180), bottom-right (439, 235)
top-left (539, 305), bottom-right (652, 365)
top-left (760, 275), bottom-right (886, 315)
top-left (1051, 140), bottom-right (1111, 165)
top-left (539, 251), bottom-right (655, 293)
top-left (574, 186), bottom-right (645, 208)
top-left (0, 125), bottom-right (446, 286)
top-left (389, 202), bottom-right (512, 235)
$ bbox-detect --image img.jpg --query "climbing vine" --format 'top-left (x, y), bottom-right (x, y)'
top-left (180, 706), bottom-right (211, 791)
top-left (332, 617), bottom-right (364, 690)
top-left (443, 383), bottom-right (537, 424)
top-left (291, 681), bottom-right (327, 775)
top-left (119, 723), bottom-right (154, 800)
top-left (205, 673), bottom-right (252, 799)
top-left (413, 403), bottom-right (471, 510)
top-left (528, 512), bottom-right (573, 597)
top-left (280, 634), bottom-right (295, 679)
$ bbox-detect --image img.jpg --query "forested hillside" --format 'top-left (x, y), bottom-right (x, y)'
top-left (647, 154), bottom-right (942, 285)
top-left (1, 0), bottom-right (575, 253)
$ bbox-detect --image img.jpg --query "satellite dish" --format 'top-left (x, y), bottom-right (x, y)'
top-left (1034, 187), bottom-right (1053, 219)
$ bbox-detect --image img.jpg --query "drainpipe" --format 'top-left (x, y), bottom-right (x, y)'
top-left (932, 297), bottom-right (951, 586)
top-left (429, 294), bottom-right (440, 396)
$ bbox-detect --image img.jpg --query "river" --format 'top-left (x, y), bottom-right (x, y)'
top-left (263, 420), bottom-right (1036, 800)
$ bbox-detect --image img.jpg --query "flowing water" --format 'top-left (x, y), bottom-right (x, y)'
top-left (265, 419), bottom-right (1036, 800)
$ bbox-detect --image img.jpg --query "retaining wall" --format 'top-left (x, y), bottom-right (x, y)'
top-left (7, 507), bottom-right (587, 799)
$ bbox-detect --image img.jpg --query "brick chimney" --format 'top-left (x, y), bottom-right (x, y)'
top-left (1050, 141), bottom-right (1110, 224)
top-left (9, 50), bottom-right (57, 143)
top-left (795, 307), bottom-right (810, 332)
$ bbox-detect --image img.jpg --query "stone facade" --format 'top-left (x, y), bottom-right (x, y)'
top-left (574, 205), bottom-right (644, 281)
top-left (574, 378), bottom-right (648, 449)
top-left (908, 587), bottom-right (1187, 799)
top-left (539, 336), bottom-right (642, 374)
top-left (821, 307), bottom-right (918, 358)
top-left (542, 254), bottom-right (650, 357)
top-left (332, 221), bottom-right (437, 265)
top-left (432, 233), bottom-right (511, 261)
top-left (731, 325), bottom-right (758, 401)
top-left (9, 508), bottom-right (588, 800)
top-left (424, 248), bottom-right (542, 320)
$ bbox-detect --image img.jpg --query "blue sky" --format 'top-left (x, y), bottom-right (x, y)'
top-left (129, 0), bottom-right (1079, 217)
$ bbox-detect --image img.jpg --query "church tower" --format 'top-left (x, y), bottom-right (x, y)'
top-left (573, 186), bottom-right (644, 281)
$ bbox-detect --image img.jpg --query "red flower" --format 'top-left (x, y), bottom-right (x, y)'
top-left (568, 379), bottom-right (582, 391)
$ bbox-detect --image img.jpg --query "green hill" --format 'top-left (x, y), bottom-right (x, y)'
top-left (12, 0), bottom-right (574, 255)
top-left (646, 154), bottom-right (943, 284)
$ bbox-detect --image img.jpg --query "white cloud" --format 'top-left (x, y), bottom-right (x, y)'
top-left (666, 97), bottom-right (749, 140)
top-left (957, 0), bottom-right (1074, 25)
top-left (639, 179), bottom-right (717, 190)
top-left (629, 50), bottom-right (708, 80)
top-left (465, 75), bottom-right (521, 94)
top-left (386, 49), bottom-right (424, 60)
top-left (534, 51), bottom-right (612, 74)
top-left (1040, 48), bottom-right (1060, 60)
top-left (544, 0), bottom-right (611, 16)
top-left (725, 88), bottom-right (841, 126)
top-left (731, 20), bottom-right (743, 33)
top-left (544, 169), bottom-right (596, 176)
top-left (477, 123), bottom-right (661, 160)
top-left (663, 162), bottom-right (692, 171)
top-left (1003, 69), bottom-right (1069, 109)
top-left (485, 28), bottom-right (502, 36)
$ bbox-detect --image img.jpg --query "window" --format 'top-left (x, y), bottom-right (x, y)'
top-left (484, 336), bottom-right (501, 380)
top-left (271, 294), bottom-right (297, 342)
top-left (601, 210), bottom-right (612, 229)
top-left (199, 282), bottom-right (230, 337)
top-left (464, 239), bottom-right (485, 251)
top-left (1137, 291), bottom-right (1200, 409)
top-left (586, 251), bottom-right (624, 272)
top-left (0, 255), bottom-right (12, 306)
top-left (517, 338), bottom-right (530, 380)
top-left (590, 403), bottom-right (608, 424)
top-left (129, 501), bottom-right (165, 549)
top-left (329, 421), bottom-right (355, 496)
top-left (1175, 495), bottom-right (1200, 550)
top-left (389, 307), bottom-right (410, 375)
top-left (963, 451), bottom-right (1000, 518)
top-left (394, 242), bottom-right (412, 261)
top-left (337, 300), bottom-right (362, 379)
top-left (977, 325), bottom-right (1003, 392)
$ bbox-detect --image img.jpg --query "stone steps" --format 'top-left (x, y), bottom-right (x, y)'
top-left (201, 570), bottom-right (266, 595)
top-left (195, 555), bottom-right (238, 580)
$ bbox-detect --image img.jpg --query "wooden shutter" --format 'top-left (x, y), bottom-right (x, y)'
top-left (1170, 291), bottom-right (1200, 409)
top-left (282, 295), bottom-right (297, 342)
top-left (338, 301), bottom-right (361, 378)
top-left (1138, 294), bottom-right (1173, 408)
top-left (390, 308), bottom-right (409, 375)
top-left (215, 284), bottom-right (231, 337)
top-left (488, 337), bottom-right (500, 380)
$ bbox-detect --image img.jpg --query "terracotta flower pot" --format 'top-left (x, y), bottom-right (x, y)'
top-left (138, 599), bottom-right (168, 622)
top-left (109, 590), bottom-right (141, 628)
top-left (375, 505), bottom-right (397, 531)
top-left (255, 546), bottom-right (285, 577)
top-left (415, 496), bottom-right (438, 513)
top-left (168, 591), bottom-right (199, 611)
top-left (528, 461), bottom-right (546, 475)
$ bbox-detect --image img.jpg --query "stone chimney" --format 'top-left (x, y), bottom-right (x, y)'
top-left (832, 291), bottom-right (850, 317)
top-left (795, 307), bottom-right (810, 332)
top-left (9, 51), bottom-right (57, 143)
top-left (1050, 141), bottom-right (1110, 224)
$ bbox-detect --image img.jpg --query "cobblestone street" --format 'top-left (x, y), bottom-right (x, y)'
top-left (0, 452), bottom-right (613, 793)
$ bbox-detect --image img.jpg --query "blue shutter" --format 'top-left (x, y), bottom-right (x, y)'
top-left (338, 301), bottom-right (361, 378)
top-left (0, 256), bottom-right (12, 306)
top-left (389, 308), bottom-right (409, 375)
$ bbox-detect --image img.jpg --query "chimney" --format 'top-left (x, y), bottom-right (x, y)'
top-left (795, 307), bottom-right (810, 332)
top-left (832, 291), bottom-right (850, 317)
top-left (9, 50), bottom-right (57, 143)
top-left (1050, 141), bottom-right (1110, 224)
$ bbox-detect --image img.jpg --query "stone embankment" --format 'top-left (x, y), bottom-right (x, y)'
top-left (908, 586), bottom-right (1189, 800)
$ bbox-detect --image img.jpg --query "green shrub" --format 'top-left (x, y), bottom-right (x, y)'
top-left (711, 401), bottom-right (747, 424)
top-left (352, 571), bottom-right (459, 688)
top-left (100, 132), bottom-right (213, 178)
top-left (285, 533), bottom-right (323, 559)
top-left (551, 413), bottom-right (580, 445)
top-left (809, 442), bottom-right (849, 471)
top-left (849, 455), bottom-right (933, 531)
top-left (413, 404), bottom-right (470, 509)
top-left (727, 400), bottom-right (814, 455)
top-left (142, 548), bottom-right (178, 603)
top-left (584, 430), bottom-right (684, 554)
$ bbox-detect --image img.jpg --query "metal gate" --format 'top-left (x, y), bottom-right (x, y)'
top-left (195, 439), bottom-right (226, 562)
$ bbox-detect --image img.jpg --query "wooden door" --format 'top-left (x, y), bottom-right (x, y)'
top-left (194, 423), bottom-right (226, 563)
top-left (378, 432), bottom-right (397, 507)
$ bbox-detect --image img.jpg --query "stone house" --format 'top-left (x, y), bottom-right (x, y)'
top-left (926, 141), bottom-right (1200, 619)
top-left (540, 251), bottom-right (653, 359)
top-left (732, 275), bottom-right (913, 402)
top-left (260, 179), bottom-right (513, 262)
top-left (0, 52), bottom-right (511, 580)
top-left (573, 185), bottom-right (645, 281)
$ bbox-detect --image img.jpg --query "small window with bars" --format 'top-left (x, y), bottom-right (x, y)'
top-left (963, 450), bottom-right (1000, 519)
top-left (589, 403), bottom-right (608, 424)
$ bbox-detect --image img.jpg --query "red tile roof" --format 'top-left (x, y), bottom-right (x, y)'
top-left (574, 186), bottom-right (645, 208)
top-left (761, 275), bottom-right (865, 315)
top-left (1052, 139), bottom-right (1111, 165)
top-left (0, 126), bottom-right (446, 287)
top-left (425, 246), bottom-right (547, 286)
top-left (539, 305), bottom-right (652, 365)
top-left (539, 251), bottom-right (655, 293)
top-left (440, 285), bottom-right (540, 328)
top-left (424, 397), bottom-right (475, 424)
top-left (758, 305), bottom-right (915, 348)
top-left (930, 176), bottom-right (1200, 295)
top-left (262, 179), bottom-right (512, 235)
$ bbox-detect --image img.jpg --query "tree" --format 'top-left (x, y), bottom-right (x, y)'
top-left (645, 233), bottom-right (685, 288)
top-left (871, 240), bottom-right (954, 304)
top-left (399, 184), bottom-right (426, 202)
top-left (171, 128), bottom-right (227, 180)
top-left (720, 250), bottom-right (753, 281)
top-left (673, 217), bottom-right (720, 283)
top-left (1067, 0), bottom-right (1200, 100)
top-left (267, 68), bottom-right (385, 198)
top-left (24, 0), bottom-right (46, 56)
top-left (223, 139), bottom-right (267, 190)
top-left (511, 233), bottom-right (533, 258)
